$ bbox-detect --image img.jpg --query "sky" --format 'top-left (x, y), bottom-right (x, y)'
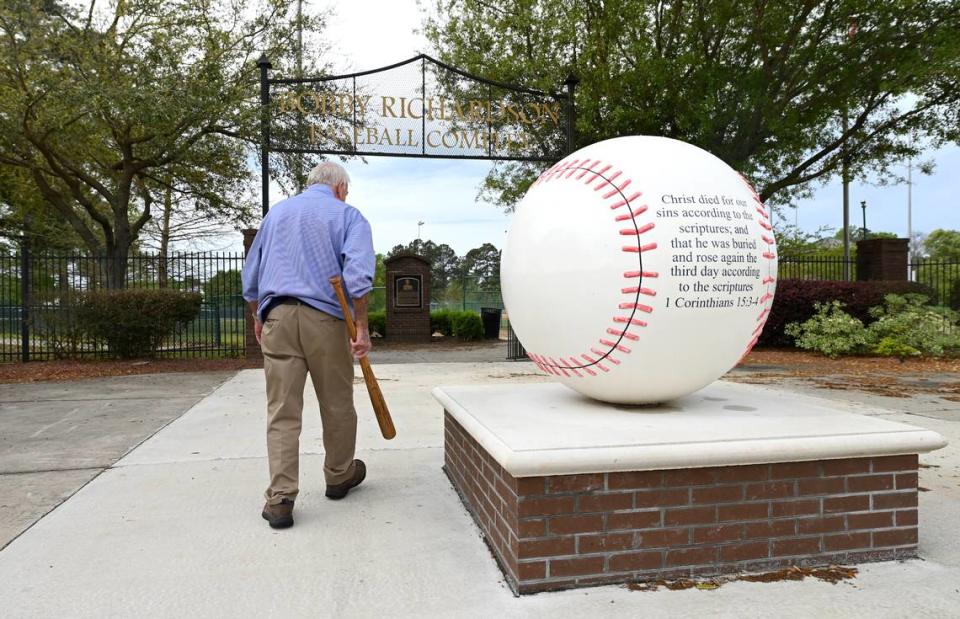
top-left (221, 0), bottom-right (958, 256)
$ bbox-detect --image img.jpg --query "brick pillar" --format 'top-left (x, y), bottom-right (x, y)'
top-left (384, 254), bottom-right (432, 341)
top-left (856, 238), bottom-right (909, 281)
top-left (242, 228), bottom-right (262, 360)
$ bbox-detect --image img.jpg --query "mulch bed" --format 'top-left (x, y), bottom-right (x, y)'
top-left (732, 349), bottom-right (960, 400)
top-left (1, 347), bottom-right (957, 391)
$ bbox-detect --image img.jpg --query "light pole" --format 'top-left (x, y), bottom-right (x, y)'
top-left (417, 220), bottom-right (424, 240)
top-left (860, 200), bottom-right (867, 240)
top-left (907, 160), bottom-right (914, 280)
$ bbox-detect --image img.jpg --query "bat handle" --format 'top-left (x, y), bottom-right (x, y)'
top-left (329, 276), bottom-right (358, 341)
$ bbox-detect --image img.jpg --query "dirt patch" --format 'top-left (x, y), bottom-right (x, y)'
top-left (0, 338), bottom-right (503, 383)
top-left (732, 350), bottom-right (960, 399)
top-left (627, 565), bottom-right (859, 592)
top-left (0, 358), bottom-right (262, 383)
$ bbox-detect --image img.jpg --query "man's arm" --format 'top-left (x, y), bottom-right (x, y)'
top-left (248, 300), bottom-right (262, 344)
top-left (350, 294), bottom-right (372, 359)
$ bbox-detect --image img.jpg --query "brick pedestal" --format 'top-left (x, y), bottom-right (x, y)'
top-left (444, 413), bottom-right (920, 594)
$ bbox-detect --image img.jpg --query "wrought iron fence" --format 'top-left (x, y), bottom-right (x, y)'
top-left (910, 259), bottom-right (960, 308)
top-left (0, 252), bottom-right (246, 362)
top-left (777, 255), bottom-right (856, 281)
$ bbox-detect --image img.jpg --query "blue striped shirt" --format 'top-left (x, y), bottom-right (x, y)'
top-left (241, 184), bottom-right (375, 322)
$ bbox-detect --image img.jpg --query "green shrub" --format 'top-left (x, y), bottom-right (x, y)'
top-left (784, 301), bottom-right (870, 358)
top-left (761, 279), bottom-right (935, 347)
top-left (785, 294), bottom-right (960, 358)
top-left (866, 294), bottom-right (960, 356)
top-left (949, 279), bottom-right (960, 312)
top-left (451, 311), bottom-right (483, 340)
top-left (77, 288), bottom-right (202, 358)
top-left (30, 292), bottom-right (86, 359)
top-left (431, 309), bottom-right (454, 336)
top-left (368, 311), bottom-right (386, 337)
top-left (873, 337), bottom-right (921, 359)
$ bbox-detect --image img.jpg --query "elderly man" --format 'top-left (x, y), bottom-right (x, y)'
top-left (241, 161), bottom-right (374, 529)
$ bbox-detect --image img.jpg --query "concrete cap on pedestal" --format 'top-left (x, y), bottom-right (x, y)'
top-left (433, 382), bottom-right (948, 477)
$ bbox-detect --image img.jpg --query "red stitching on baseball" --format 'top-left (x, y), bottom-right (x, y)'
top-left (759, 292), bottom-right (774, 303)
top-left (599, 339), bottom-right (632, 353)
top-left (524, 157), bottom-right (657, 376)
top-left (561, 358), bottom-right (583, 377)
top-left (615, 205), bottom-right (648, 221)
top-left (606, 328), bottom-right (640, 341)
top-left (593, 170), bottom-right (622, 190)
top-left (619, 222), bottom-right (655, 236)
top-left (762, 251), bottom-right (776, 259)
top-left (575, 162), bottom-right (597, 180)
top-left (762, 276), bottom-right (775, 284)
top-left (621, 287), bottom-right (656, 296)
top-left (623, 242), bottom-right (657, 253)
top-left (602, 179), bottom-right (632, 199)
top-left (761, 234), bottom-right (775, 245)
top-left (609, 192), bottom-right (643, 210)
top-left (758, 221), bottom-right (773, 231)
top-left (619, 302), bottom-right (654, 312)
top-left (757, 308), bottom-right (770, 321)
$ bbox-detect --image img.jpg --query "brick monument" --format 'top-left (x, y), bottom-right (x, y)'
top-left (385, 254), bottom-right (432, 341)
top-left (434, 382), bottom-right (946, 595)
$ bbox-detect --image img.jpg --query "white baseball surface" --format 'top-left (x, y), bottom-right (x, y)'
top-left (501, 136), bottom-right (778, 404)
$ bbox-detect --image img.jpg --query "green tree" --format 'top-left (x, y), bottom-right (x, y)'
top-left (425, 0), bottom-right (960, 209)
top-left (461, 243), bottom-right (502, 291)
top-left (202, 269), bottom-right (243, 307)
top-left (924, 229), bottom-right (960, 262)
top-left (0, 0), bottom-right (322, 287)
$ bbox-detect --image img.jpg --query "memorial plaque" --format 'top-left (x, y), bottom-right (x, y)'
top-left (394, 276), bottom-right (422, 308)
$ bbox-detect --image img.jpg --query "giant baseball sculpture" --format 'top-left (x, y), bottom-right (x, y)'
top-left (502, 136), bottom-right (777, 404)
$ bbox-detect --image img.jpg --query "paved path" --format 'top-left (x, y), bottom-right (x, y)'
top-left (0, 363), bottom-right (956, 617)
top-left (0, 373), bottom-right (235, 549)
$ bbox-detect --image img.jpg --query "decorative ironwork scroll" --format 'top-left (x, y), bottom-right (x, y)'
top-left (257, 54), bottom-right (576, 215)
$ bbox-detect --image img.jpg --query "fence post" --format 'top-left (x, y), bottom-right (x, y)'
top-left (855, 238), bottom-right (908, 281)
top-left (20, 244), bottom-right (30, 362)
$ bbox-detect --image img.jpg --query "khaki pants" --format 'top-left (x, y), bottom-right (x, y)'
top-left (261, 301), bottom-right (357, 505)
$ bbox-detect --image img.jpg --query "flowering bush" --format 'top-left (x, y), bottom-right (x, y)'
top-left (785, 294), bottom-right (960, 358)
top-left (785, 301), bottom-right (870, 358)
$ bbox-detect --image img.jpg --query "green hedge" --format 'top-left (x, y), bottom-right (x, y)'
top-left (430, 309), bottom-right (454, 336)
top-left (368, 311), bottom-right (386, 337)
top-left (78, 289), bottom-right (202, 358)
top-left (451, 311), bottom-right (483, 340)
top-left (369, 309), bottom-right (483, 340)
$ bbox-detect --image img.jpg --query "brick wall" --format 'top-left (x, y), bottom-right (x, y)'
top-left (385, 254), bottom-right (432, 341)
top-left (444, 412), bottom-right (920, 595)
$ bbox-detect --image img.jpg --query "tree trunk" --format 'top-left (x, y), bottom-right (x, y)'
top-left (158, 187), bottom-right (173, 288)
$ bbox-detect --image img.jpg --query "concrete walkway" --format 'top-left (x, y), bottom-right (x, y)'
top-left (0, 372), bottom-right (236, 549)
top-left (0, 363), bottom-right (957, 617)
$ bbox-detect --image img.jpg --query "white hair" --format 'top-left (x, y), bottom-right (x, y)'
top-left (306, 161), bottom-right (350, 189)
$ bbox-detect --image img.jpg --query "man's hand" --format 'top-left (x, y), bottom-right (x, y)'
top-left (255, 318), bottom-right (263, 345)
top-left (351, 327), bottom-right (372, 359)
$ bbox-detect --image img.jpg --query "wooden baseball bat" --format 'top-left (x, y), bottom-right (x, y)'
top-left (329, 276), bottom-right (396, 440)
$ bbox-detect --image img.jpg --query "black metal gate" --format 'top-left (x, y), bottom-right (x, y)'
top-left (256, 54), bottom-right (579, 361)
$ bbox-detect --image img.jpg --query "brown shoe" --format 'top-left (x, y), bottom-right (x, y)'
top-left (261, 498), bottom-right (294, 529)
top-left (325, 459), bottom-right (366, 500)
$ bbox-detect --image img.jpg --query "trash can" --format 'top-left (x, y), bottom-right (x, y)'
top-left (480, 307), bottom-right (502, 339)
